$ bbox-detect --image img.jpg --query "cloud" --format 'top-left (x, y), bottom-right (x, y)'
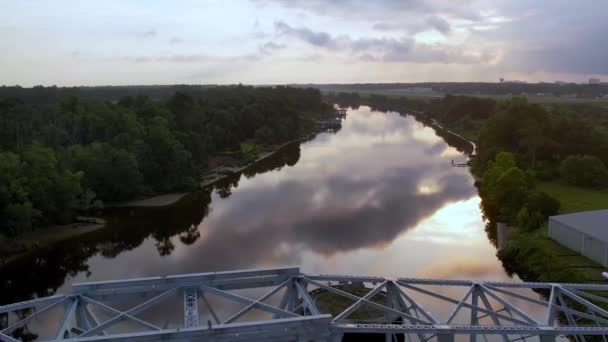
top-left (137, 28), bottom-right (157, 38)
top-left (274, 21), bottom-right (488, 64)
top-left (425, 15), bottom-right (451, 34)
top-left (121, 53), bottom-right (262, 64)
top-left (266, 0), bottom-right (428, 12)
top-left (259, 41), bottom-right (287, 55)
top-left (480, 1), bottom-right (608, 75)
top-left (169, 36), bottom-right (183, 44)
top-left (255, 0), bottom-right (477, 22)
top-left (149, 165), bottom-right (476, 272)
top-left (275, 21), bottom-right (334, 48)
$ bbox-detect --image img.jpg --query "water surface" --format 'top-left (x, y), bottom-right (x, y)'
top-left (1, 106), bottom-right (516, 305)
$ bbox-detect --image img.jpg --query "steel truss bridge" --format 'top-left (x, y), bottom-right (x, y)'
top-left (3, 267), bottom-right (608, 342)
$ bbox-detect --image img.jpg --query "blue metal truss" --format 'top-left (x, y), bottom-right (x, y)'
top-left (2, 267), bottom-right (608, 341)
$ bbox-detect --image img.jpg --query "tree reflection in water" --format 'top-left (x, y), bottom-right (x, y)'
top-left (0, 143), bottom-right (304, 305)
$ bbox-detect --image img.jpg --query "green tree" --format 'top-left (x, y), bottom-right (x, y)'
top-left (481, 152), bottom-right (529, 223)
top-left (0, 152), bottom-right (37, 236)
top-left (141, 117), bottom-right (195, 192)
top-left (525, 191), bottom-right (560, 218)
top-left (560, 155), bottom-right (608, 187)
top-left (73, 143), bottom-right (142, 201)
top-left (21, 145), bottom-right (83, 224)
top-left (495, 167), bottom-right (528, 222)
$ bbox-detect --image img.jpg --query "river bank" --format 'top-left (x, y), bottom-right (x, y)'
top-left (0, 222), bottom-right (104, 265)
top-left (498, 182), bottom-right (608, 284)
top-left (0, 131), bottom-right (324, 266)
top-left (361, 98), bottom-right (608, 284)
top-left (435, 120), bottom-right (608, 284)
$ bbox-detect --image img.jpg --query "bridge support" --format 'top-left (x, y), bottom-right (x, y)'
top-left (3, 267), bottom-right (608, 341)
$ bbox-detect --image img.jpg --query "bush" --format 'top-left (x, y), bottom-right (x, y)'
top-left (515, 191), bottom-right (560, 232)
top-left (516, 207), bottom-right (544, 232)
top-left (525, 191), bottom-right (560, 218)
top-left (560, 155), bottom-right (608, 187)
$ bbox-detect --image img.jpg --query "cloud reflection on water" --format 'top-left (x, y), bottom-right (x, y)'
top-left (130, 107), bottom-right (489, 278)
top-left (49, 106), bottom-right (504, 288)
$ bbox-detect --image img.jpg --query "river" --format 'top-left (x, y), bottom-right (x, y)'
top-left (1, 106), bottom-right (533, 336)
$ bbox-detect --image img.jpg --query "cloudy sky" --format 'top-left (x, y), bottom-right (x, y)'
top-left (1, 0), bottom-right (606, 86)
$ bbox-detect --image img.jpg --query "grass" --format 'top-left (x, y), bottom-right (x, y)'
top-left (239, 141), bottom-right (270, 162)
top-left (504, 226), bottom-right (606, 283)
top-left (502, 181), bottom-right (608, 283)
top-left (537, 181), bottom-right (608, 213)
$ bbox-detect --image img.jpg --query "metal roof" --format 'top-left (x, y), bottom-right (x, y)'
top-left (550, 209), bottom-right (608, 242)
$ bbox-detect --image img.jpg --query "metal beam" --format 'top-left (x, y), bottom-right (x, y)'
top-left (557, 292), bottom-right (585, 342)
top-left (1, 296), bottom-right (70, 333)
top-left (479, 285), bottom-right (538, 325)
top-left (183, 288), bottom-right (199, 328)
top-left (332, 280), bottom-right (387, 322)
top-left (73, 267), bottom-right (300, 293)
top-left (295, 278), bottom-right (321, 315)
top-left (199, 284), bottom-right (300, 319)
top-left (78, 295), bottom-right (161, 333)
top-left (56, 298), bottom-right (79, 340)
top-left (393, 282), bottom-right (438, 324)
top-left (446, 285), bottom-right (474, 324)
top-left (0, 333), bottom-right (19, 342)
top-left (398, 282), bottom-right (533, 325)
top-left (223, 278), bottom-right (292, 324)
top-left (304, 277), bottom-right (430, 325)
top-left (560, 287), bottom-right (608, 319)
top-left (483, 285), bottom-right (549, 307)
top-left (6, 268), bottom-right (608, 341)
top-left (200, 292), bottom-right (221, 324)
top-left (545, 286), bottom-right (557, 326)
top-left (65, 315), bottom-right (334, 342)
top-left (0, 294), bottom-right (67, 314)
top-left (477, 289), bottom-right (509, 342)
top-left (79, 289), bottom-right (176, 336)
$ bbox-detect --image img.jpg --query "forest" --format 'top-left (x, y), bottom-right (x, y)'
top-left (316, 82), bottom-right (608, 98)
top-left (0, 85), bottom-right (332, 237)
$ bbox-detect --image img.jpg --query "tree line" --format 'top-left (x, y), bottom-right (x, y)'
top-left (327, 92), bottom-right (608, 229)
top-left (0, 85), bottom-right (332, 237)
top-left (318, 82), bottom-right (608, 98)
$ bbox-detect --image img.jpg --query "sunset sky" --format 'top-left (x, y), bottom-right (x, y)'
top-left (2, 0), bottom-right (607, 86)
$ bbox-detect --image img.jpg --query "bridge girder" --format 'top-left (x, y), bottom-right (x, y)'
top-left (2, 267), bottom-right (608, 341)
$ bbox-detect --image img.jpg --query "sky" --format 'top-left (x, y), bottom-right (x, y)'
top-left (1, 0), bottom-right (607, 86)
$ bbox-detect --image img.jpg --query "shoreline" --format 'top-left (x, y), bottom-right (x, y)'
top-left (1, 134), bottom-right (319, 266)
top-left (0, 222), bottom-right (104, 265)
top-left (429, 118), bottom-right (477, 156)
top-left (110, 135), bottom-right (314, 208)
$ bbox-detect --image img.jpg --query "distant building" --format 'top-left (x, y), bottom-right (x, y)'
top-left (589, 78), bottom-right (601, 84)
top-left (554, 81), bottom-right (568, 86)
top-left (549, 210), bottom-right (608, 266)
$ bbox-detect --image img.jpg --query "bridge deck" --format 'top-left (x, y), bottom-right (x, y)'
top-left (2, 267), bottom-right (608, 341)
